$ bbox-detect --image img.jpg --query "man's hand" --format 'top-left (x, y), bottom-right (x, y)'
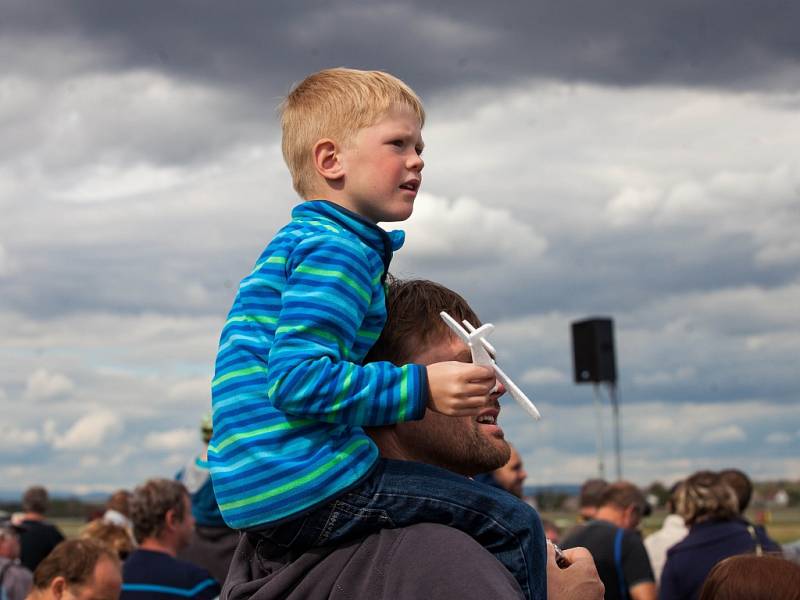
top-left (546, 543), bottom-right (604, 600)
top-left (426, 362), bottom-right (496, 416)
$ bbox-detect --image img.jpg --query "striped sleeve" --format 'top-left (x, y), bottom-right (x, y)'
top-left (265, 233), bottom-right (427, 426)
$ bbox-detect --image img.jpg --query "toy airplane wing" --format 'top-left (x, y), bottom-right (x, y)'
top-left (440, 311), bottom-right (541, 421)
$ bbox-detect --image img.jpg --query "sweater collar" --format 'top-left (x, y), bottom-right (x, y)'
top-left (293, 200), bottom-right (405, 252)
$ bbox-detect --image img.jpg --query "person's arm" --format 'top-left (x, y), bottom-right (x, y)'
top-left (622, 531), bottom-right (657, 600)
top-left (546, 544), bottom-right (604, 600)
top-left (630, 581), bottom-right (657, 600)
top-left (264, 234), bottom-right (491, 425)
top-left (264, 233), bottom-right (428, 426)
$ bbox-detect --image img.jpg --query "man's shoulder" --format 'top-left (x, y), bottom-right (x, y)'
top-left (122, 550), bottom-right (219, 600)
top-left (20, 519), bottom-right (63, 540)
top-left (562, 519), bottom-right (616, 547)
top-left (335, 524), bottom-right (525, 599)
top-left (225, 524), bottom-right (524, 600)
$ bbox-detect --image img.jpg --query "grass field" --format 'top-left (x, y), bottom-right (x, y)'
top-left (55, 507), bottom-right (800, 544)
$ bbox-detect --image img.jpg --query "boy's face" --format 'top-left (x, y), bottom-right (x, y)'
top-left (336, 105), bottom-right (424, 223)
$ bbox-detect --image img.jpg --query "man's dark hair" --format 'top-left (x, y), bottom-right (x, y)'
top-left (579, 478), bottom-right (608, 509)
top-left (130, 479), bottom-right (188, 544)
top-left (599, 481), bottom-right (647, 514)
top-left (105, 489), bottom-right (131, 516)
top-left (32, 539), bottom-right (119, 590)
top-left (365, 277), bottom-right (480, 365)
top-left (718, 468), bottom-right (752, 514)
top-left (22, 486), bottom-right (49, 514)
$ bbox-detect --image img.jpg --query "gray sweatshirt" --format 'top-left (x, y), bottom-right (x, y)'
top-left (223, 522), bottom-right (525, 600)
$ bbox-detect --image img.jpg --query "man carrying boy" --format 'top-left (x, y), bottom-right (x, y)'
top-left (210, 68), bottom-right (545, 599)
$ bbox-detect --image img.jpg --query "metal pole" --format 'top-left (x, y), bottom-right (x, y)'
top-left (592, 383), bottom-right (606, 479)
top-left (609, 383), bottom-right (622, 480)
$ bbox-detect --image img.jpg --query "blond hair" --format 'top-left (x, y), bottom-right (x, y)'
top-left (280, 67), bottom-right (425, 198)
top-left (675, 470), bottom-right (739, 526)
top-left (80, 520), bottom-right (135, 560)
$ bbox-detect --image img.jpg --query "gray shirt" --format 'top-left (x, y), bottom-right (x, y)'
top-left (0, 557), bottom-right (33, 600)
top-left (223, 523), bottom-right (524, 600)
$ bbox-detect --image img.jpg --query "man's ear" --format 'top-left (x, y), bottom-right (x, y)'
top-left (50, 576), bottom-right (67, 599)
top-left (312, 138), bottom-right (345, 183)
top-left (165, 507), bottom-right (178, 531)
top-left (622, 505), bottom-right (639, 528)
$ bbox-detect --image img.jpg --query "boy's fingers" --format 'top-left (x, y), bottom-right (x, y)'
top-left (461, 382), bottom-right (497, 397)
top-left (458, 363), bottom-right (495, 379)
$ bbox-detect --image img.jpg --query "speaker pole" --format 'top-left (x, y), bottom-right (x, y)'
top-left (592, 383), bottom-right (606, 479)
top-left (609, 383), bottom-right (622, 480)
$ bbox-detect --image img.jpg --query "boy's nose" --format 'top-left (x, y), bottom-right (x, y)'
top-left (408, 153), bottom-right (424, 172)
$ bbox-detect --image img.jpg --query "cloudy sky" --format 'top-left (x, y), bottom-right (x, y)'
top-left (2, 1), bottom-right (798, 496)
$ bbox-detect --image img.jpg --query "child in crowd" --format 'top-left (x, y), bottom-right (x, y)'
top-left (209, 68), bottom-right (542, 599)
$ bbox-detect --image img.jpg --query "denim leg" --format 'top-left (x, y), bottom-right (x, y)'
top-left (317, 459), bottom-right (547, 600)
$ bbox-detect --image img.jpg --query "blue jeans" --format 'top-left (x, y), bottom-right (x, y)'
top-left (252, 459), bottom-right (547, 600)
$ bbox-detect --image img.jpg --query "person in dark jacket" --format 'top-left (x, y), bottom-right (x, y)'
top-left (659, 470), bottom-right (781, 600)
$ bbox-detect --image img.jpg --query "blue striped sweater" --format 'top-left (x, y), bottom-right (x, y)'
top-left (209, 200), bottom-right (428, 529)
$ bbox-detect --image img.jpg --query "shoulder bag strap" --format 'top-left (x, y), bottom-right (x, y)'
top-left (747, 524), bottom-right (764, 556)
top-left (614, 527), bottom-right (630, 600)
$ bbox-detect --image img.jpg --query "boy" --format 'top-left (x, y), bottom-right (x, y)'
top-left (209, 69), bottom-right (541, 599)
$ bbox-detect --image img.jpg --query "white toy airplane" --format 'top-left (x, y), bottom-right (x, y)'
top-left (440, 311), bottom-right (541, 421)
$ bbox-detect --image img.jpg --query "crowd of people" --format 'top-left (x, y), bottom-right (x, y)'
top-left (558, 469), bottom-right (797, 600)
top-left (2, 461), bottom-right (799, 599)
top-left (4, 67), bottom-right (800, 599)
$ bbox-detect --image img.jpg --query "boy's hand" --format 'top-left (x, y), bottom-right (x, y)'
top-left (426, 362), bottom-right (496, 417)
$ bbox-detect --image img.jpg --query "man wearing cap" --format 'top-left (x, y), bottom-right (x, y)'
top-left (561, 481), bottom-right (656, 600)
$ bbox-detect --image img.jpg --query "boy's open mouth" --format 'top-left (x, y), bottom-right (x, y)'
top-left (399, 179), bottom-right (420, 191)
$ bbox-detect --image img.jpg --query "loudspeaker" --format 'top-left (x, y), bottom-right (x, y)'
top-left (571, 318), bottom-right (617, 384)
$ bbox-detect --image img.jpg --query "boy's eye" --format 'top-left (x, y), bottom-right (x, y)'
top-left (391, 140), bottom-right (404, 147)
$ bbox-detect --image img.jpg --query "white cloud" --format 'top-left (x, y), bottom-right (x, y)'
top-left (0, 242), bottom-right (14, 276)
top-left (633, 366), bottom-right (696, 387)
top-left (607, 186), bottom-right (662, 226)
top-left (0, 425), bottom-right (41, 450)
top-left (700, 425), bottom-right (747, 445)
top-left (401, 193), bottom-right (548, 263)
top-left (53, 411), bottom-right (123, 450)
top-left (24, 369), bottom-right (75, 401)
top-left (143, 428), bottom-right (198, 452)
top-left (521, 367), bottom-right (568, 385)
top-left (765, 432), bottom-right (794, 445)
top-left (167, 378), bottom-right (212, 405)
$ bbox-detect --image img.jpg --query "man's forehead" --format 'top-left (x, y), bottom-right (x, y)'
top-left (412, 333), bottom-right (470, 365)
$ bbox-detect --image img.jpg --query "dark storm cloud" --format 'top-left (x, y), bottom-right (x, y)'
top-left (3, 0), bottom-right (800, 97)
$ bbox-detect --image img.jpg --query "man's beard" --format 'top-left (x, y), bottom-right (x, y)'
top-left (397, 414), bottom-right (510, 477)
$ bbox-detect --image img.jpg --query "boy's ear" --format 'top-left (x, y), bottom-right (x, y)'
top-left (312, 138), bottom-right (345, 182)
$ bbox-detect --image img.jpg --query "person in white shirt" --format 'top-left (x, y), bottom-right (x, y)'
top-left (644, 482), bottom-right (688, 585)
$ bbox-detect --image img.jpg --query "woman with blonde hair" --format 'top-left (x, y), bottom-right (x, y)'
top-left (80, 520), bottom-right (135, 561)
top-left (659, 471), bottom-right (781, 600)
